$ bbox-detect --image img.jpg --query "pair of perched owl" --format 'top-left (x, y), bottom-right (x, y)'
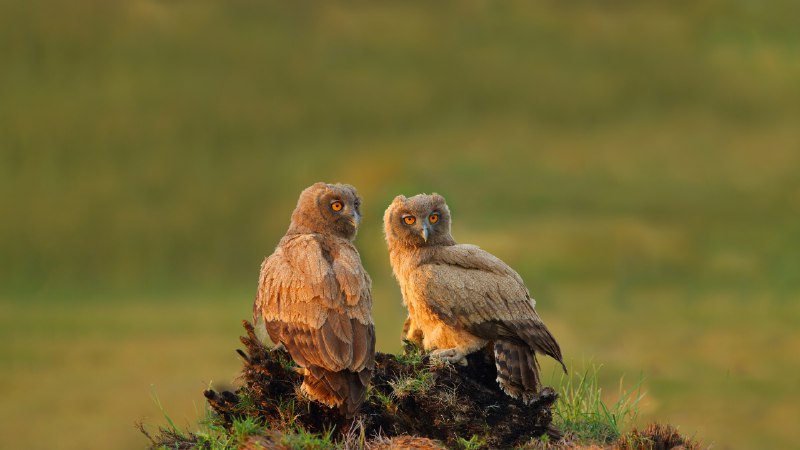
top-left (253, 182), bottom-right (564, 417)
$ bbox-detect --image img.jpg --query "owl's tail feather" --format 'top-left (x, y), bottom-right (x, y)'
top-left (494, 340), bottom-right (541, 404)
top-left (516, 322), bottom-right (566, 374)
top-left (301, 366), bottom-right (369, 418)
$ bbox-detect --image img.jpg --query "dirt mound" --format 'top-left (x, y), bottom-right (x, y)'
top-left (200, 320), bottom-right (558, 448)
top-left (141, 322), bottom-right (702, 449)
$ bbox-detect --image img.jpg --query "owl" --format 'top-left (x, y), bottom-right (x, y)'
top-left (384, 193), bottom-right (565, 403)
top-left (253, 182), bottom-right (375, 417)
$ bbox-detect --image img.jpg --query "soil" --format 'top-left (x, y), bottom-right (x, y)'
top-left (142, 321), bottom-right (702, 450)
top-left (202, 321), bottom-right (559, 448)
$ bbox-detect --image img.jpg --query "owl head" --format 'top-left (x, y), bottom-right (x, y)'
top-left (384, 193), bottom-right (455, 248)
top-left (290, 182), bottom-right (362, 240)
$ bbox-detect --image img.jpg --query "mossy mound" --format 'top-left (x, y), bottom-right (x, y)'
top-left (141, 322), bottom-right (703, 449)
top-left (147, 320), bottom-right (559, 449)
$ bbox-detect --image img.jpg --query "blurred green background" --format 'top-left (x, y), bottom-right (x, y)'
top-left (2, 1), bottom-right (799, 449)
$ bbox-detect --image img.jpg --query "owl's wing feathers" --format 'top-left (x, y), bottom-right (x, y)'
top-left (417, 245), bottom-right (564, 368)
top-left (255, 234), bottom-right (375, 373)
top-left (426, 244), bottom-right (526, 287)
top-left (332, 248), bottom-right (372, 307)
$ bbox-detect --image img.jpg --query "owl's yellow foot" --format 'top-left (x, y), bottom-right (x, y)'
top-left (431, 348), bottom-right (468, 366)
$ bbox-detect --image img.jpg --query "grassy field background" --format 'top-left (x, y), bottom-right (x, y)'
top-left (2, 1), bottom-right (799, 448)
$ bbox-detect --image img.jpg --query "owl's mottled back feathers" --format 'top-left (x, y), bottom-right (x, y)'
top-left (384, 193), bottom-right (564, 403)
top-left (254, 183), bottom-right (375, 417)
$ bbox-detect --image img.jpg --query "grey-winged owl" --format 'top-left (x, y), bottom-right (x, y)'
top-left (383, 193), bottom-right (565, 403)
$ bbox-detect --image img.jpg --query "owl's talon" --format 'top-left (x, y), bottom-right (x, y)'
top-left (430, 348), bottom-right (468, 366)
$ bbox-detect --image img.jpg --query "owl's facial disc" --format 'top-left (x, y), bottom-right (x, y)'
top-left (400, 212), bottom-right (433, 243)
top-left (386, 193), bottom-right (453, 248)
top-left (330, 198), bottom-right (360, 230)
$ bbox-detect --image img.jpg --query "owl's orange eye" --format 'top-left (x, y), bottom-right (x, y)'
top-left (429, 213), bottom-right (440, 223)
top-left (331, 201), bottom-right (343, 212)
top-left (403, 216), bottom-right (416, 225)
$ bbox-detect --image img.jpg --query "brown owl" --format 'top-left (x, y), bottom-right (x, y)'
top-left (384, 193), bottom-right (565, 403)
top-left (253, 182), bottom-right (375, 417)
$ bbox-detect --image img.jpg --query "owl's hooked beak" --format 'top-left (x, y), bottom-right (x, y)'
top-left (421, 223), bottom-right (429, 242)
top-left (348, 212), bottom-right (361, 228)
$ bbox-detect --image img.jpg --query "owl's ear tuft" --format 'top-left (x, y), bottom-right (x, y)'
top-left (430, 193), bottom-right (446, 204)
top-left (392, 195), bottom-right (407, 204)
